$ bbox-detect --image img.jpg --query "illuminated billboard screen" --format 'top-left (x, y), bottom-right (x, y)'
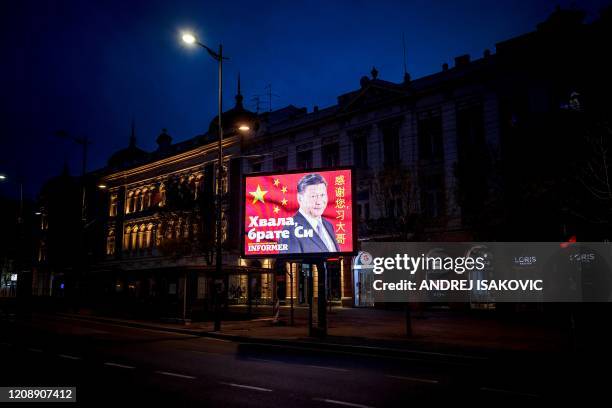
top-left (242, 167), bottom-right (355, 258)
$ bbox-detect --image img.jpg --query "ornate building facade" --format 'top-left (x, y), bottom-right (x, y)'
top-left (34, 7), bottom-right (612, 316)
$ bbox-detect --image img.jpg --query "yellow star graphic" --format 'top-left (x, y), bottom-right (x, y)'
top-left (273, 206), bottom-right (280, 214)
top-left (273, 178), bottom-right (280, 187)
top-left (249, 184), bottom-right (268, 204)
top-left (281, 186), bottom-right (287, 194)
top-left (281, 198), bottom-right (288, 206)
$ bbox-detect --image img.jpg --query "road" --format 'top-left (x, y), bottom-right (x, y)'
top-left (0, 314), bottom-right (599, 406)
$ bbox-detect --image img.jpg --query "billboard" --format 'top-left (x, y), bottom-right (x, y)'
top-left (242, 167), bottom-right (355, 258)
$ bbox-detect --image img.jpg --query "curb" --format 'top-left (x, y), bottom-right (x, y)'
top-left (50, 312), bottom-right (491, 365)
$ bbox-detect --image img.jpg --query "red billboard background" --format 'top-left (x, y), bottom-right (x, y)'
top-left (243, 168), bottom-right (354, 257)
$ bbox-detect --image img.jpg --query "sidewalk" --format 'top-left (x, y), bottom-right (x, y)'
top-left (52, 305), bottom-right (572, 360)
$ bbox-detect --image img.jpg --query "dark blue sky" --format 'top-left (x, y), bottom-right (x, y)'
top-left (1, 0), bottom-right (610, 199)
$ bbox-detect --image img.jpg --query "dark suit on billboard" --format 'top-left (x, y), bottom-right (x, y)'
top-left (278, 211), bottom-right (340, 254)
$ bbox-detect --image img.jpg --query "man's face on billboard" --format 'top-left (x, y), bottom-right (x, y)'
top-left (298, 183), bottom-right (328, 218)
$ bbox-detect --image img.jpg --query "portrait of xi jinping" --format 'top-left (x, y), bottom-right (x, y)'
top-left (278, 173), bottom-right (340, 254)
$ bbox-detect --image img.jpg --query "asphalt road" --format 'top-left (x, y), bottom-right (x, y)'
top-left (0, 314), bottom-right (601, 406)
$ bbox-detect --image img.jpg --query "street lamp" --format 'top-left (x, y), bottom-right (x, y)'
top-left (182, 31), bottom-right (234, 331)
top-left (0, 174), bottom-right (24, 224)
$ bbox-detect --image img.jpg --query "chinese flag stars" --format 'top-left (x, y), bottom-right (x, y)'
top-left (273, 178), bottom-right (280, 187)
top-left (281, 198), bottom-right (288, 206)
top-left (273, 206), bottom-right (280, 214)
top-left (250, 184), bottom-right (267, 204)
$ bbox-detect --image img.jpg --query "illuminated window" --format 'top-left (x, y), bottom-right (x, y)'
top-left (145, 189), bottom-right (153, 208)
top-left (145, 224), bottom-right (153, 249)
top-left (38, 242), bottom-right (47, 262)
top-left (123, 227), bottom-right (131, 251)
top-left (106, 229), bottom-right (115, 255)
top-left (126, 192), bottom-right (134, 214)
top-left (134, 190), bottom-right (142, 212)
top-left (109, 193), bottom-right (118, 217)
top-left (131, 226), bottom-right (138, 251)
top-left (159, 183), bottom-right (166, 207)
top-left (137, 224), bottom-right (145, 251)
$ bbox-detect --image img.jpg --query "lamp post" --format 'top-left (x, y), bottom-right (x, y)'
top-left (53, 131), bottom-right (90, 312)
top-left (182, 32), bottom-right (229, 331)
top-left (0, 174), bottom-right (24, 224)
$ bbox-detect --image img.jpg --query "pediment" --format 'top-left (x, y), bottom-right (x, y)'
top-left (339, 81), bottom-right (407, 113)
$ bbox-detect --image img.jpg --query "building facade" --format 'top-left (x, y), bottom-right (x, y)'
top-left (34, 7), bottom-right (612, 316)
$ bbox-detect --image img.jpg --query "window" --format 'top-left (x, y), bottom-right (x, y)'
top-left (382, 125), bottom-right (401, 167)
top-left (457, 103), bottom-right (485, 160)
top-left (159, 182), bottom-right (166, 207)
top-left (421, 174), bottom-right (445, 218)
top-left (353, 135), bottom-right (368, 168)
top-left (38, 242), bottom-right (47, 262)
top-left (418, 112), bottom-right (443, 161)
top-left (145, 224), bottom-right (154, 250)
top-left (126, 192), bottom-right (134, 214)
top-left (123, 227), bottom-right (131, 251)
top-left (131, 227), bottom-right (138, 252)
top-left (296, 150), bottom-right (313, 169)
top-left (109, 194), bottom-right (118, 217)
top-left (273, 156), bottom-right (288, 172)
top-left (135, 191), bottom-right (142, 212)
top-left (106, 232), bottom-right (115, 256)
top-left (322, 143), bottom-right (340, 167)
top-left (250, 159), bottom-right (262, 173)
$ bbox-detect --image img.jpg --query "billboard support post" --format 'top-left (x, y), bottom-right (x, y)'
top-left (289, 262), bottom-right (294, 326)
top-left (316, 260), bottom-right (328, 337)
top-left (308, 265), bottom-right (313, 337)
top-left (247, 271), bottom-right (252, 317)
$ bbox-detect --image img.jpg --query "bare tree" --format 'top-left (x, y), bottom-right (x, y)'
top-left (575, 122), bottom-right (612, 225)
top-left (155, 176), bottom-right (216, 264)
top-left (370, 164), bottom-right (415, 239)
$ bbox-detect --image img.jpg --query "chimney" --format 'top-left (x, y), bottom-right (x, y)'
top-left (454, 54), bottom-right (470, 67)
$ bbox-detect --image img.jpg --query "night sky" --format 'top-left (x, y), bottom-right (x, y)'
top-left (1, 0), bottom-right (610, 199)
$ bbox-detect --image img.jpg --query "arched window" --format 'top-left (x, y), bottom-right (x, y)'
top-left (106, 228), bottom-right (115, 255)
top-left (124, 226), bottom-right (131, 251)
top-left (126, 192), bottom-right (134, 214)
top-left (138, 224), bottom-right (145, 251)
top-left (109, 193), bottom-right (118, 217)
top-left (131, 226), bottom-right (138, 251)
top-left (145, 188), bottom-right (152, 209)
top-left (145, 223), bottom-right (153, 249)
top-left (159, 183), bottom-right (166, 207)
top-left (166, 221), bottom-right (174, 240)
top-left (134, 190), bottom-right (142, 213)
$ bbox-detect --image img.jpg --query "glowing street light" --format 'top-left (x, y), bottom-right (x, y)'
top-left (179, 28), bottom-right (256, 330)
top-left (97, 184), bottom-right (107, 189)
top-left (182, 32), bottom-right (196, 45)
top-left (0, 175), bottom-right (6, 180)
